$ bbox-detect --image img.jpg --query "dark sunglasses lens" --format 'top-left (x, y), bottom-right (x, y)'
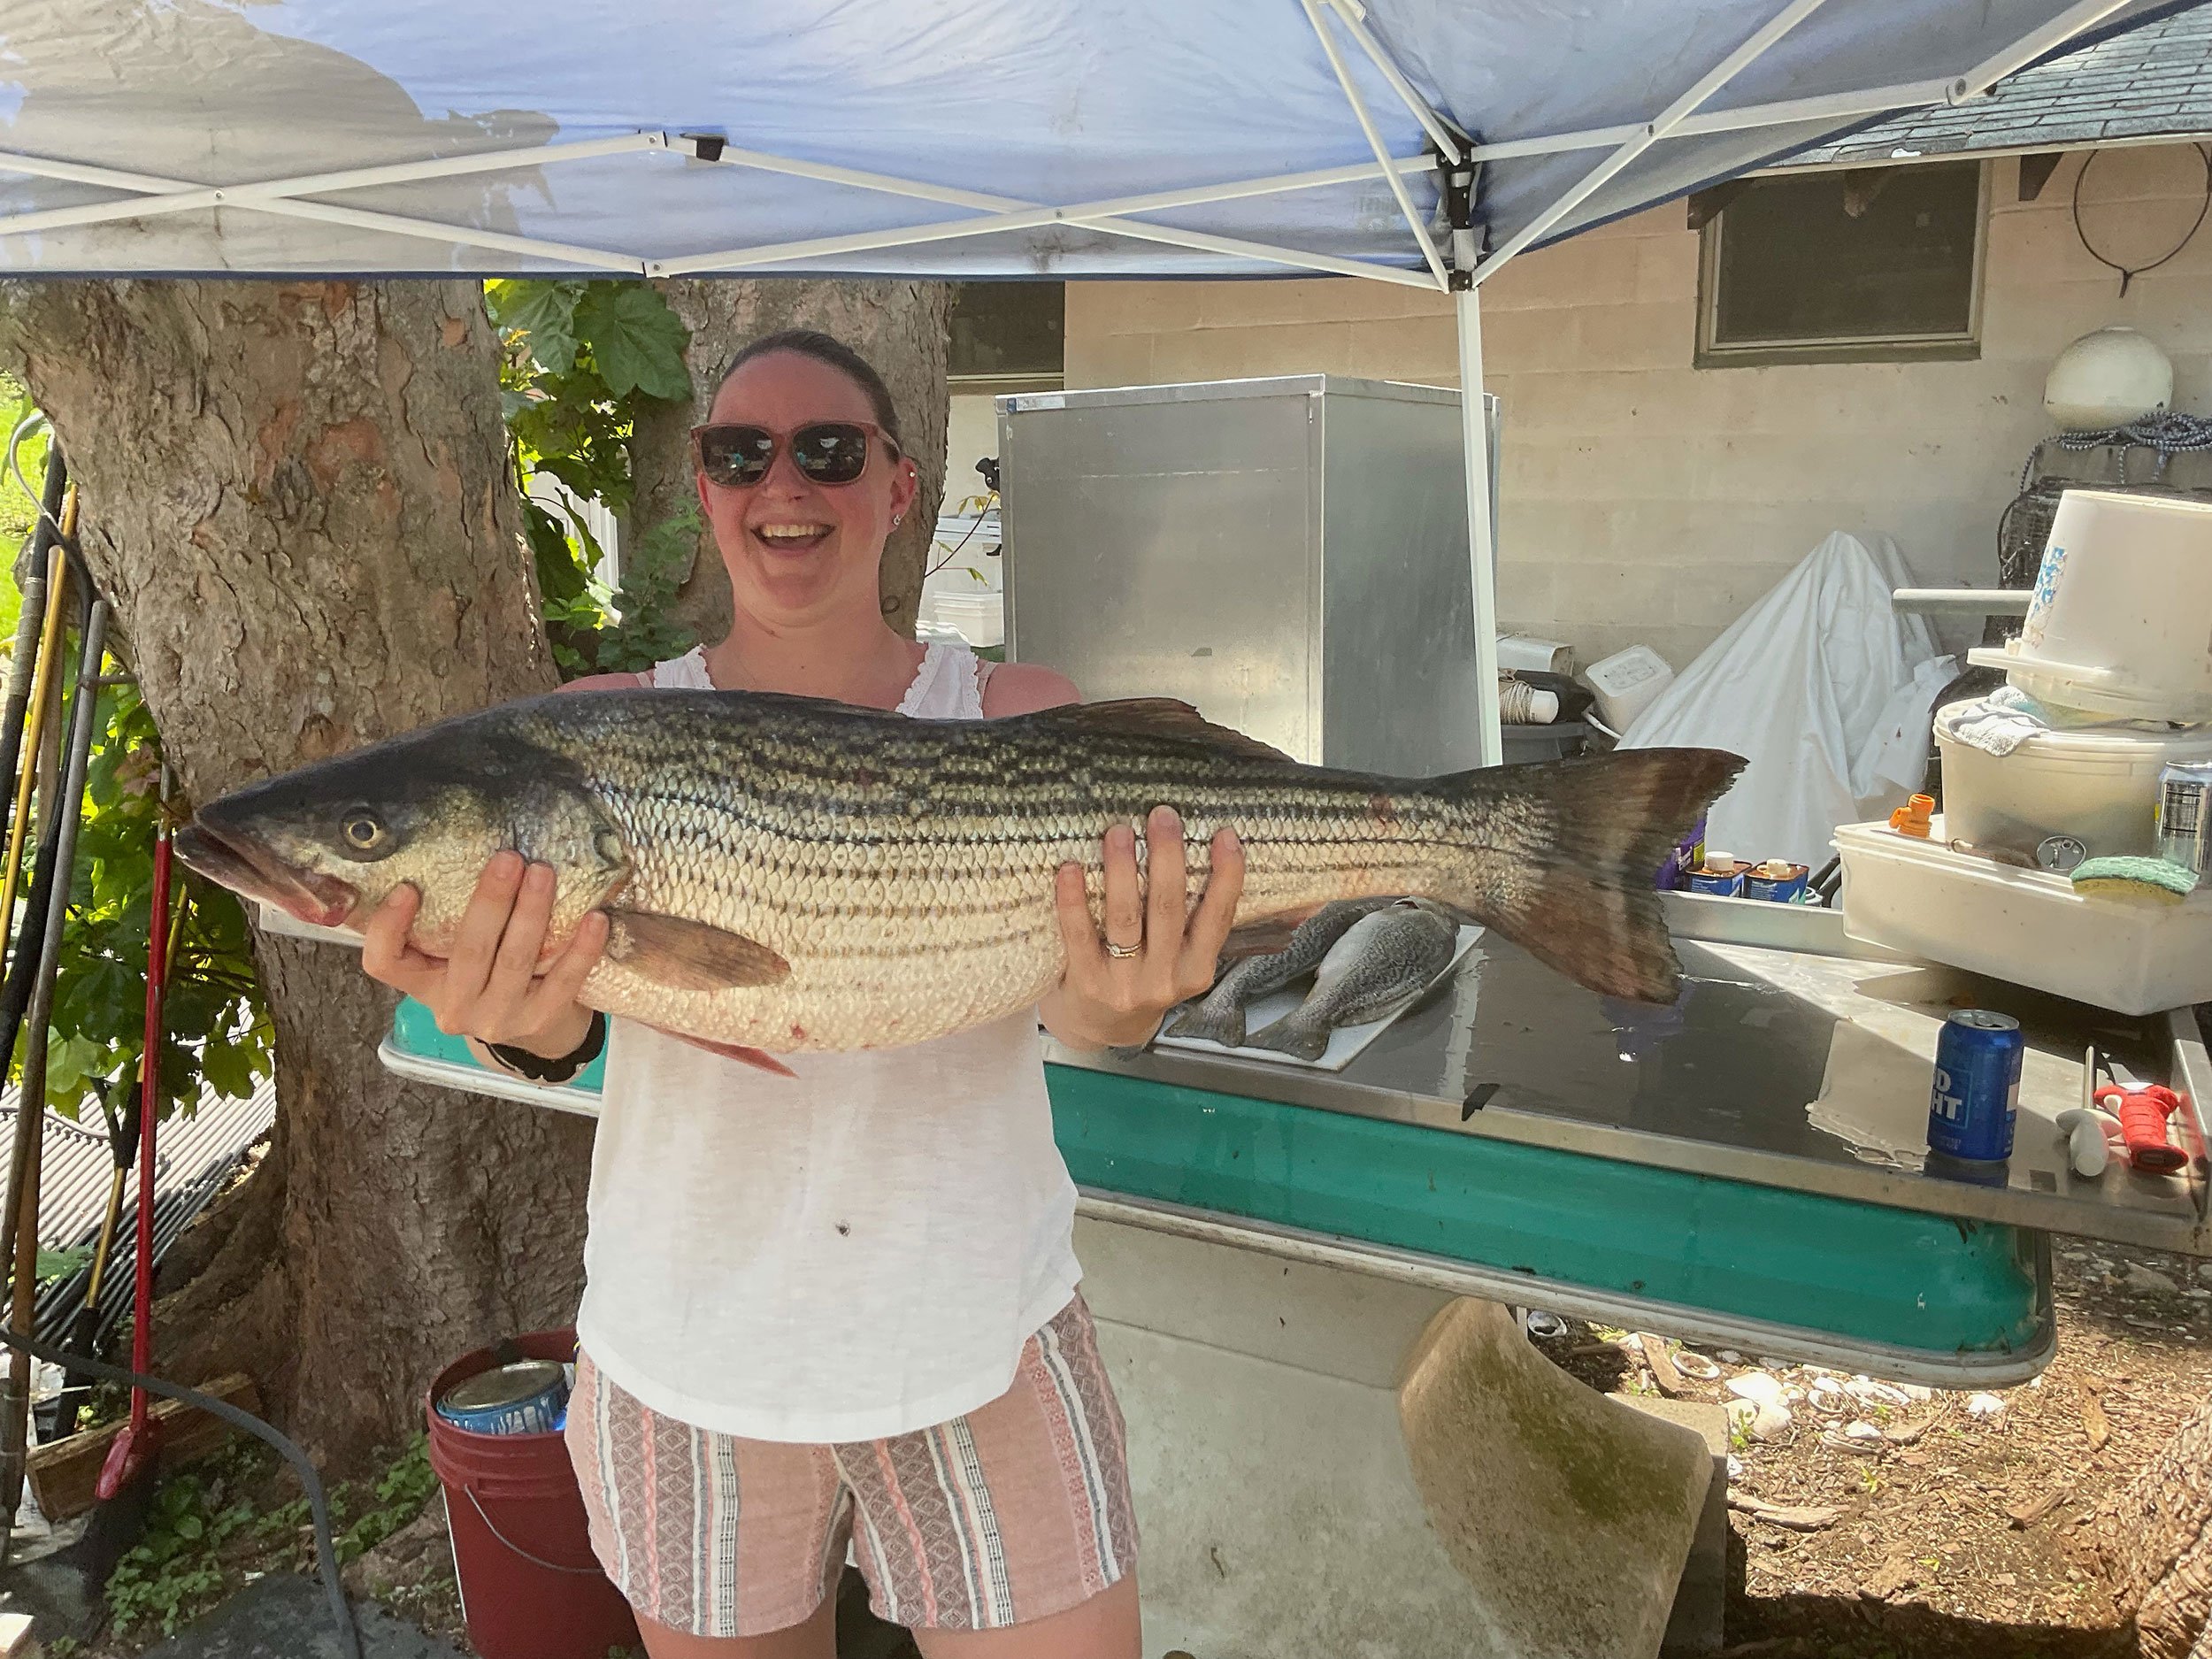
top-left (791, 424), bottom-right (872, 484)
top-left (699, 426), bottom-right (773, 486)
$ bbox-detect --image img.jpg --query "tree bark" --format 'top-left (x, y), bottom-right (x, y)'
top-left (0, 279), bottom-right (595, 1464)
top-left (629, 280), bottom-right (951, 647)
top-left (2097, 1386), bottom-right (2212, 1657)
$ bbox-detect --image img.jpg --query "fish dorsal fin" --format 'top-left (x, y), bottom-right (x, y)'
top-left (604, 910), bottom-right (790, 991)
top-left (1031, 699), bottom-right (1294, 764)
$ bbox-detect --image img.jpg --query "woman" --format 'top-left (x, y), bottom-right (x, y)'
top-left (360, 329), bottom-right (1243, 1659)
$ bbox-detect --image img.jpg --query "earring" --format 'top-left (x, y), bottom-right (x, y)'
top-left (892, 513), bottom-right (904, 526)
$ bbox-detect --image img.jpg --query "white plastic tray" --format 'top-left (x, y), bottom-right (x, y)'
top-left (1835, 818), bottom-right (2212, 1016)
top-left (1155, 925), bottom-right (1483, 1071)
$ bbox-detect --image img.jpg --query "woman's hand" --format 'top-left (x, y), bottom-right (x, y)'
top-left (360, 849), bottom-right (609, 1059)
top-left (1042, 807), bottom-right (1245, 1052)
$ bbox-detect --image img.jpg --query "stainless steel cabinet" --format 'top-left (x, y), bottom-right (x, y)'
top-left (1000, 375), bottom-right (1498, 777)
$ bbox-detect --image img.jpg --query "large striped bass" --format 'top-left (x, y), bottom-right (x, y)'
top-left (174, 690), bottom-right (1740, 1055)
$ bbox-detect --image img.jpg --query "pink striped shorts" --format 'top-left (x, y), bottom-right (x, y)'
top-left (564, 1295), bottom-right (1137, 1639)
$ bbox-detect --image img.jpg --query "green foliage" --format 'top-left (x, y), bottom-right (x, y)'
top-left (105, 1436), bottom-right (445, 1641)
top-left (484, 279), bottom-right (699, 676)
top-left (35, 1244), bottom-right (91, 1282)
top-left (334, 1432), bottom-right (439, 1563)
top-left (38, 667), bottom-right (268, 1118)
top-left (104, 1471), bottom-right (253, 1637)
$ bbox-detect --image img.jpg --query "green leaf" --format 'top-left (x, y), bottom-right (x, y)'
top-left (488, 280), bottom-right (583, 376)
top-left (572, 284), bottom-right (691, 401)
top-left (36, 1245), bottom-right (91, 1281)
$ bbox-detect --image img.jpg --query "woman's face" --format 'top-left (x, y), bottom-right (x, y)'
top-left (695, 350), bottom-right (918, 626)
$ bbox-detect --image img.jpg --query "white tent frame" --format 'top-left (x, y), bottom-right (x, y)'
top-left (0, 0), bottom-right (2129, 761)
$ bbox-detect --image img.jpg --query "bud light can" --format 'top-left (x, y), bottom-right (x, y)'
top-left (1927, 1010), bottom-right (2024, 1163)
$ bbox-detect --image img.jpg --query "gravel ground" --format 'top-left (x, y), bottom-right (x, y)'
top-left (1536, 1237), bottom-right (2212, 1658)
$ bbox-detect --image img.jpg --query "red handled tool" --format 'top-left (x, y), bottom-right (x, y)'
top-left (2094, 1054), bottom-right (2189, 1175)
top-left (95, 783), bottom-right (173, 1505)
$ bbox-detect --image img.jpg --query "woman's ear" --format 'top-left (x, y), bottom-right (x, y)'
top-left (888, 456), bottom-right (919, 526)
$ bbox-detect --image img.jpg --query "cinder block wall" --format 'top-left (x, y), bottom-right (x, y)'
top-left (1064, 145), bottom-right (2212, 673)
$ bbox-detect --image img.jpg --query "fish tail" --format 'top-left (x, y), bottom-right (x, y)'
top-left (1244, 1013), bottom-right (1331, 1063)
top-left (1165, 1000), bottom-right (1248, 1047)
top-left (1426, 747), bottom-right (1743, 1005)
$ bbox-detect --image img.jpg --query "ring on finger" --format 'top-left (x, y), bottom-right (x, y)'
top-left (1104, 939), bottom-right (1143, 960)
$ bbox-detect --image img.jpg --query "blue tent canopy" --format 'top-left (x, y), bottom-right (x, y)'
top-left (0, 0), bottom-right (2174, 759)
top-left (0, 0), bottom-right (2173, 283)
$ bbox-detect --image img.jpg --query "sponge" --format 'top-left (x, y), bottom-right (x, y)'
top-left (2070, 856), bottom-right (2199, 905)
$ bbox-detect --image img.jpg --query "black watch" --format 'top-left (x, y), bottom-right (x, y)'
top-left (486, 1012), bottom-right (607, 1084)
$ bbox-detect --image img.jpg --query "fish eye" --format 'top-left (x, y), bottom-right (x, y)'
top-left (338, 810), bottom-right (389, 857)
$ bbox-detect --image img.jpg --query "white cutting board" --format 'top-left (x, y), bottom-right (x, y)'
top-left (1155, 925), bottom-right (1483, 1071)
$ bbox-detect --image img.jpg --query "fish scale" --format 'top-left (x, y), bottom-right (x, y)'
top-left (178, 688), bottom-right (1743, 1056)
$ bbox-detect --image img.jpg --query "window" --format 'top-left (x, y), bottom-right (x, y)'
top-left (948, 281), bottom-right (1064, 391)
top-left (1695, 161), bottom-right (1986, 366)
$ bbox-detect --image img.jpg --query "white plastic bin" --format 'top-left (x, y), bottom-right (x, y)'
top-left (1834, 818), bottom-right (2212, 1016)
top-left (1581, 645), bottom-right (1673, 733)
top-left (1936, 710), bottom-right (2212, 857)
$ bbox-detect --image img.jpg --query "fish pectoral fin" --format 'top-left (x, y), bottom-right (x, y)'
top-left (1028, 698), bottom-right (1296, 764)
top-left (643, 1024), bottom-right (799, 1077)
top-left (604, 910), bottom-right (791, 989)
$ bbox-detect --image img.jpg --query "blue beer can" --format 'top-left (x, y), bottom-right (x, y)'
top-left (1926, 1010), bottom-right (2024, 1163)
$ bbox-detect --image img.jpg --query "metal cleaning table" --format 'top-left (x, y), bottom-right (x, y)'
top-left (378, 903), bottom-right (2210, 1386)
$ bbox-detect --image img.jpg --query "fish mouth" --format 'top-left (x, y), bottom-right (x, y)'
top-left (173, 821), bottom-right (359, 930)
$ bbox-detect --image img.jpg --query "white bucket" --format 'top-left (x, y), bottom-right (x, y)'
top-left (1936, 705), bottom-right (2212, 857)
top-left (1967, 488), bottom-right (2212, 721)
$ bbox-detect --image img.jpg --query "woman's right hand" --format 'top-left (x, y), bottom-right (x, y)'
top-left (360, 849), bottom-right (610, 1058)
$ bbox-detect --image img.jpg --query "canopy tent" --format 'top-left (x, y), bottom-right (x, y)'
top-left (0, 0), bottom-right (2178, 757)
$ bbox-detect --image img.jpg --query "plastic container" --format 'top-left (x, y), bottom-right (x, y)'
top-left (426, 1330), bottom-right (638, 1659)
top-left (1936, 705), bottom-right (2212, 857)
top-left (1581, 644), bottom-right (1674, 733)
top-left (1497, 634), bottom-right (1573, 675)
top-left (1834, 818), bottom-right (2212, 1015)
top-left (1968, 489), bottom-right (2212, 721)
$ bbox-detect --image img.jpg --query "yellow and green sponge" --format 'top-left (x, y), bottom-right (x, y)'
top-left (2070, 856), bottom-right (2200, 905)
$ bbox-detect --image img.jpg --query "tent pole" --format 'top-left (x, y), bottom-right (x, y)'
top-left (1298, 0), bottom-right (1450, 287)
top-left (1476, 0), bottom-right (1836, 284)
top-left (1321, 0), bottom-right (1465, 162)
top-left (1955, 0), bottom-right (2129, 98)
top-left (1455, 287), bottom-right (1502, 769)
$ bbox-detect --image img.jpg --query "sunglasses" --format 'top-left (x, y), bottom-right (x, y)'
top-left (690, 421), bottom-right (903, 488)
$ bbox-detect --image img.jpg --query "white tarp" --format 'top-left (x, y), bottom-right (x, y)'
top-left (0, 1), bottom-right (2177, 280)
top-left (1622, 533), bottom-right (1955, 870)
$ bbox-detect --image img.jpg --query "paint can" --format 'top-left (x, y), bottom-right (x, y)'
top-left (1743, 860), bottom-right (1809, 902)
top-left (1685, 853), bottom-right (1746, 897)
top-left (436, 1359), bottom-right (570, 1436)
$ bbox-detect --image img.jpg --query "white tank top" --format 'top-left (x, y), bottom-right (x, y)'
top-left (572, 642), bottom-right (1081, 1443)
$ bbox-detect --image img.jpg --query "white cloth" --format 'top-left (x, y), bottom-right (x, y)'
top-left (572, 641), bottom-right (1082, 1443)
top-left (1622, 532), bottom-right (1951, 870)
top-left (1932, 683), bottom-right (2174, 757)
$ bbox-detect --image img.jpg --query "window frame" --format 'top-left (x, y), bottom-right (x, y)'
top-left (1694, 159), bottom-right (1990, 369)
top-left (946, 280), bottom-right (1066, 396)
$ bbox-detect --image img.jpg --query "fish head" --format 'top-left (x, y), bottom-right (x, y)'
top-left (175, 710), bottom-right (630, 951)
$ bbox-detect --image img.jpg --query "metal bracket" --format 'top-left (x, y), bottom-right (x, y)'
top-left (1441, 156), bottom-right (1480, 289)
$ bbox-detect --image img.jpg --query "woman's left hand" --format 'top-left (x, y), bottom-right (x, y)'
top-left (1042, 806), bottom-right (1246, 1051)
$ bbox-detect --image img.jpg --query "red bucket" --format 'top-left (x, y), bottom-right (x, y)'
top-left (424, 1329), bottom-right (639, 1659)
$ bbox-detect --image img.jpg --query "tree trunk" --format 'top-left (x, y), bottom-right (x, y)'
top-left (2098, 1386), bottom-right (2212, 1657)
top-left (629, 281), bottom-right (951, 647)
top-left (0, 278), bottom-right (595, 1464)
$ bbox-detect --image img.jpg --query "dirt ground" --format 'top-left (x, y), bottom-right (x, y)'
top-left (1531, 1235), bottom-right (2212, 1659)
